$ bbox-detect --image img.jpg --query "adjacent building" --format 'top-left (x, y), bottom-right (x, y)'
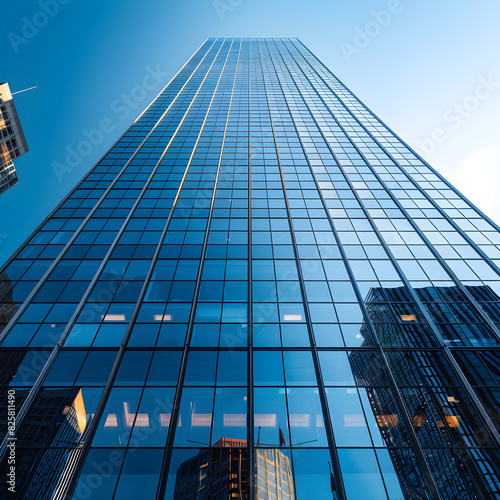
top-left (0, 82), bottom-right (29, 194)
top-left (0, 38), bottom-right (500, 499)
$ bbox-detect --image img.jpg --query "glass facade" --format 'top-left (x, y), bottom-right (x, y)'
top-left (0, 38), bottom-right (500, 499)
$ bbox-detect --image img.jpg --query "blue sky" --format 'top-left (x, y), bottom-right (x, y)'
top-left (2, 0), bottom-right (500, 266)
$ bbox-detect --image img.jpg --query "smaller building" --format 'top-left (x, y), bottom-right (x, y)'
top-left (0, 82), bottom-right (29, 194)
top-left (173, 439), bottom-right (249, 499)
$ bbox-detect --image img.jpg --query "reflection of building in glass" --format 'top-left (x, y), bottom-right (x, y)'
top-left (20, 389), bottom-right (87, 499)
top-left (256, 448), bottom-right (295, 500)
top-left (172, 441), bottom-right (295, 500)
top-left (348, 346), bottom-right (430, 499)
top-left (351, 284), bottom-right (500, 499)
top-left (363, 284), bottom-right (500, 348)
top-left (0, 271), bottom-right (19, 335)
top-left (0, 83), bottom-right (29, 194)
top-left (4, 388), bottom-right (89, 499)
top-left (173, 439), bottom-right (248, 499)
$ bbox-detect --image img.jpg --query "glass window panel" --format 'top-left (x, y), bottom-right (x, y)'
top-left (129, 388), bottom-right (175, 447)
top-left (157, 323), bottom-right (187, 347)
top-left (326, 388), bottom-right (372, 447)
top-left (174, 387), bottom-right (213, 447)
top-left (254, 351), bottom-right (284, 386)
top-left (115, 351), bottom-right (152, 386)
top-left (184, 351), bottom-right (217, 386)
top-left (93, 388), bottom-right (142, 447)
top-left (283, 351), bottom-right (316, 386)
top-left (338, 449), bottom-right (387, 500)
top-left (92, 324), bottom-right (127, 347)
top-left (43, 351), bottom-right (86, 386)
top-left (281, 323), bottom-right (310, 347)
top-left (253, 324), bottom-right (281, 347)
top-left (319, 351), bottom-right (356, 386)
top-left (254, 387), bottom-right (289, 447)
top-left (76, 351), bottom-right (116, 386)
top-left (287, 388), bottom-right (328, 447)
top-left (191, 324), bottom-right (220, 347)
top-left (376, 449), bottom-right (406, 499)
top-left (74, 448), bottom-right (125, 499)
top-left (314, 324), bottom-right (344, 347)
top-left (293, 449), bottom-right (338, 500)
top-left (10, 351), bottom-right (51, 386)
top-left (216, 350), bottom-right (247, 386)
top-left (211, 387), bottom-right (247, 444)
top-left (146, 351), bottom-right (182, 386)
top-left (113, 448), bottom-right (163, 498)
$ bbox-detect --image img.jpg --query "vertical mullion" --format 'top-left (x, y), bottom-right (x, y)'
top-left (246, 39), bottom-right (255, 500)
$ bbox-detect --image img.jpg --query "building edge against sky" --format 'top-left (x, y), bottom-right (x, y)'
top-left (0, 38), bottom-right (499, 499)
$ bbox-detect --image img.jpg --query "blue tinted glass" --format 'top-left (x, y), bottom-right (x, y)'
top-left (184, 351), bottom-right (217, 386)
top-left (254, 351), bottom-right (284, 386)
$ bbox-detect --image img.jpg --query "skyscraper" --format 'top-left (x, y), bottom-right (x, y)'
top-left (0, 37), bottom-right (499, 499)
top-left (0, 82), bottom-right (29, 194)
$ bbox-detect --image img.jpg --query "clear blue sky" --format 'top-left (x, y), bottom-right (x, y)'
top-left (2, 0), bottom-right (500, 267)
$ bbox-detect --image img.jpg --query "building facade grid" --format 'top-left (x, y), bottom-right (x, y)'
top-left (0, 38), bottom-right (499, 500)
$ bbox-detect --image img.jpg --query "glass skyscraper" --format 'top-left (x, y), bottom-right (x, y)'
top-left (1, 38), bottom-right (500, 500)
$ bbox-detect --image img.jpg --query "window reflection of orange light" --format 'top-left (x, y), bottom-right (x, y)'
top-left (134, 414), bottom-right (150, 427)
top-left (289, 414), bottom-right (310, 427)
top-left (124, 402), bottom-right (134, 426)
top-left (375, 414), bottom-right (398, 427)
top-left (102, 314), bottom-right (126, 321)
top-left (344, 414), bottom-right (365, 427)
top-left (154, 314), bottom-right (172, 321)
top-left (443, 416), bottom-right (461, 428)
top-left (191, 413), bottom-right (212, 426)
top-left (255, 414), bottom-right (277, 427)
top-left (283, 314), bottom-right (302, 321)
top-left (104, 414), bottom-right (118, 427)
top-left (160, 414), bottom-right (171, 427)
top-left (122, 402), bottom-right (151, 427)
top-left (412, 414), bottom-right (425, 428)
top-left (447, 396), bottom-right (459, 403)
top-left (223, 414), bottom-right (246, 426)
top-left (400, 314), bottom-right (416, 321)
